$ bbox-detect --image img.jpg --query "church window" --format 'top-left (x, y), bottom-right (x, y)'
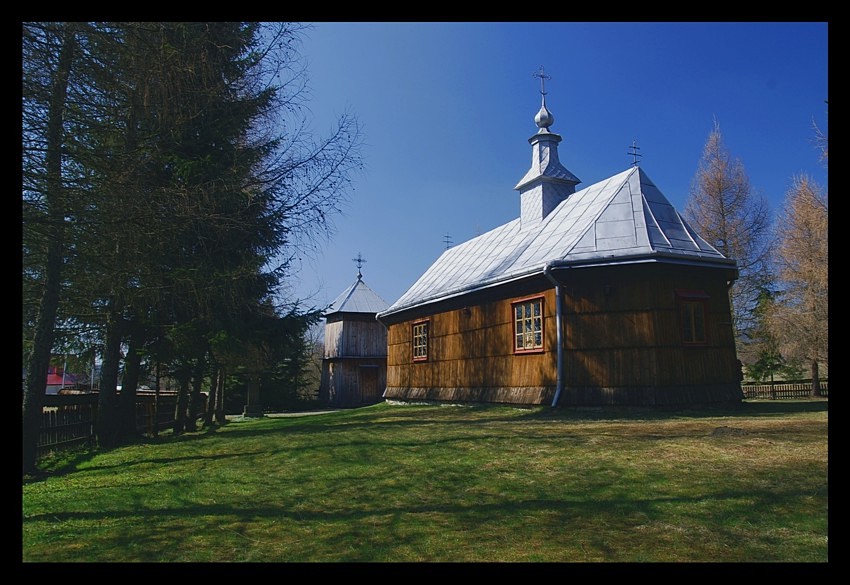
top-left (513, 296), bottom-right (544, 353)
top-left (412, 320), bottom-right (429, 361)
top-left (676, 289), bottom-right (709, 345)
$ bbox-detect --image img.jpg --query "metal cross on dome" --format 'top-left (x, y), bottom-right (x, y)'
top-left (533, 66), bottom-right (551, 95)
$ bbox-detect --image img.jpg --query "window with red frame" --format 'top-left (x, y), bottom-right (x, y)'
top-left (513, 296), bottom-right (544, 352)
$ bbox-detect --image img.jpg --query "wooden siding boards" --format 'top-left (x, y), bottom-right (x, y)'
top-left (324, 319), bottom-right (388, 359)
top-left (384, 286), bottom-right (558, 405)
top-left (320, 358), bottom-right (387, 407)
top-left (319, 276), bottom-right (389, 408)
top-left (383, 263), bottom-right (741, 407)
top-left (560, 263), bottom-right (738, 396)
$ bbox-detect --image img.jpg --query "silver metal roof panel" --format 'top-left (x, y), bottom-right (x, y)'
top-left (378, 166), bottom-right (735, 320)
top-left (325, 277), bottom-right (390, 316)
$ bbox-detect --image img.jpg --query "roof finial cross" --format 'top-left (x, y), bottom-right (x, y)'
top-left (531, 66), bottom-right (555, 131)
top-left (352, 252), bottom-right (366, 279)
top-left (533, 65), bottom-right (551, 96)
top-left (628, 140), bottom-right (642, 167)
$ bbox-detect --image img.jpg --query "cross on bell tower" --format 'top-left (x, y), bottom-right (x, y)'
top-left (352, 252), bottom-right (366, 279)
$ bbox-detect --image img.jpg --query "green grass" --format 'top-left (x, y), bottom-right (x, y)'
top-left (22, 400), bottom-right (828, 563)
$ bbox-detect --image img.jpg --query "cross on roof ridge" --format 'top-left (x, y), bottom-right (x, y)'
top-left (627, 140), bottom-right (642, 167)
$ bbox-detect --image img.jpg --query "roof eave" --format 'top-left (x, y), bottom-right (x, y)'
top-left (377, 252), bottom-right (737, 323)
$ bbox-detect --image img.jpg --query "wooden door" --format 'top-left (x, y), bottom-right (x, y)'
top-left (359, 366), bottom-right (379, 404)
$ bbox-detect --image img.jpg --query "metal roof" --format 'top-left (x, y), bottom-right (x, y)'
top-left (324, 276), bottom-right (390, 316)
top-left (378, 165), bottom-right (736, 320)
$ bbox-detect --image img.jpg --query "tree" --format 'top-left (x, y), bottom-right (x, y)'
top-left (22, 22), bottom-right (80, 475)
top-left (768, 174), bottom-right (828, 395)
top-left (813, 101), bottom-right (828, 167)
top-left (744, 287), bottom-right (803, 386)
top-left (22, 22), bottom-right (363, 465)
top-left (685, 120), bottom-right (773, 349)
top-left (255, 303), bottom-right (322, 411)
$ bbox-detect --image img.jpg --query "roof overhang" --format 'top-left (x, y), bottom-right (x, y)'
top-left (376, 252), bottom-right (738, 325)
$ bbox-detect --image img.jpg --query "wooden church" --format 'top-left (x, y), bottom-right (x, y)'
top-left (376, 71), bottom-right (743, 408)
top-left (319, 257), bottom-right (390, 407)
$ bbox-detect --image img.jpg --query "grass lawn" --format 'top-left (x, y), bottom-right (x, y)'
top-left (22, 400), bottom-right (828, 563)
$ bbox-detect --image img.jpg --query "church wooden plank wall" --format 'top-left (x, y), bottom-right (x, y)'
top-left (324, 317), bottom-right (387, 359)
top-left (384, 262), bottom-right (740, 407)
top-left (321, 358), bottom-right (387, 407)
top-left (562, 263), bottom-right (738, 396)
top-left (385, 286), bottom-right (557, 404)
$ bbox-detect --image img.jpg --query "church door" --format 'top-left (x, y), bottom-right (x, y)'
top-left (359, 366), bottom-right (379, 404)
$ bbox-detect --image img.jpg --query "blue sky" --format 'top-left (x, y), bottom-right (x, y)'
top-left (284, 21), bottom-right (828, 313)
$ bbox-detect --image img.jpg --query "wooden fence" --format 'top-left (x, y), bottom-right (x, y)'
top-left (741, 381), bottom-right (828, 400)
top-left (38, 392), bottom-right (207, 460)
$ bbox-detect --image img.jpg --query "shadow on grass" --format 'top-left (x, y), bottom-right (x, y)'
top-left (26, 446), bottom-right (101, 482)
top-left (134, 399), bottom-right (832, 444)
top-left (27, 419), bottom-right (235, 481)
top-left (29, 399), bottom-right (826, 481)
top-left (534, 399), bottom-right (828, 421)
top-left (23, 482), bottom-right (821, 527)
top-left (738, 399), bottom-right (828, 414)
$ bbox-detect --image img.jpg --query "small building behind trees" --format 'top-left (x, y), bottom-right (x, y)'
top-left (319, 261), bottom-right (389, 407)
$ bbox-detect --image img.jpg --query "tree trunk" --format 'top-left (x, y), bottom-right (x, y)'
top-left (118, 339), bottom-right (142, 442)
top-left (215, 367), bottom-right (227, 425)
top-left (244, 373), bottom-right (263, 417)
top-left (186, 355), bottom-right (206, 432)
top-left (22, 24), bottom-right (78, 476)
top-left (97, 312), bottom-right (124, 448)
top-left (173, 369), bottom-right (191, 435)
top-left (205, 363), bottom-right (223, 428)
top-left (204, 365), bottom-right (217, 428)
top-left (810, 358), bottom-right (821, 397)
top-left (153, 362), bottom-right (161, 438)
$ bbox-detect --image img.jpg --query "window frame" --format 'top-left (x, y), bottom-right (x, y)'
top-left (676, 289), bottom-right (709, 346)
top-left (412, 319), bottom-right (430, 362)
top-left (512, 295), bottom-right (545, 354)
